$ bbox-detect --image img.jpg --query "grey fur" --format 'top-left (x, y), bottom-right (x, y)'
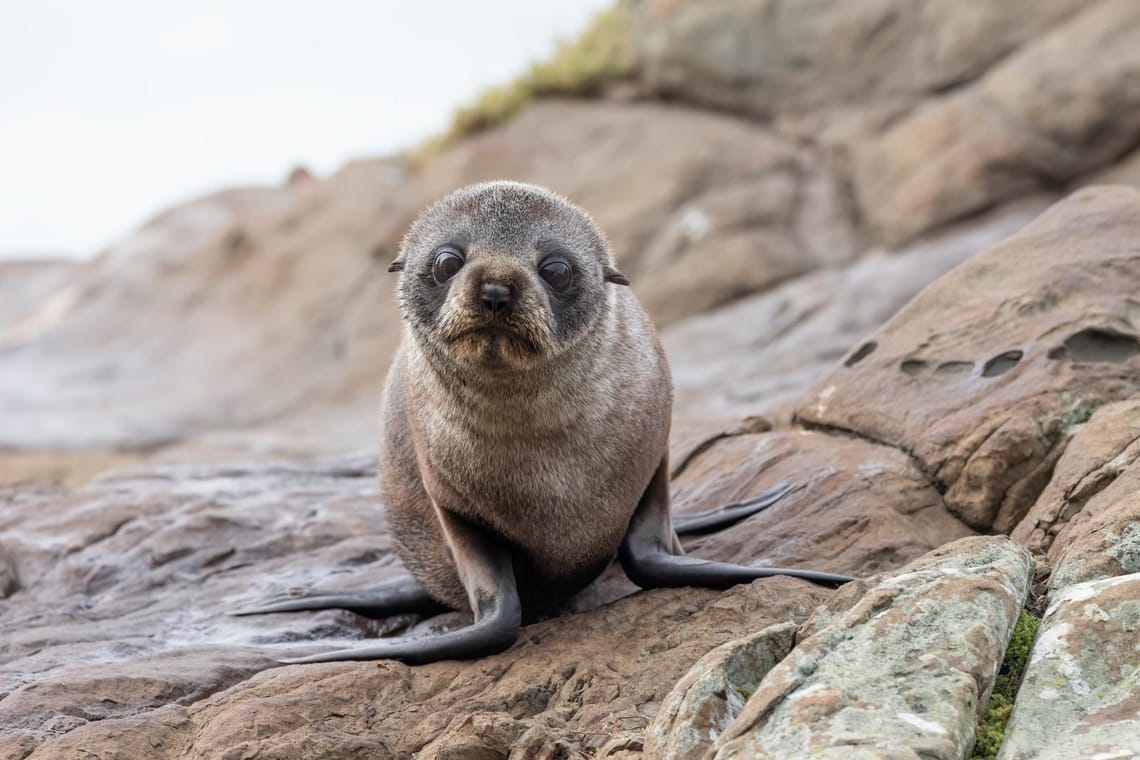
top-left (381, 180), bottom-right (668, 611)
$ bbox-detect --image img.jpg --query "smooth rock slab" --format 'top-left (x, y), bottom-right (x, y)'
top-left (998, 573), bottom-right (1140, 760)
top-left (710, 536), bottom-right (1035, 759)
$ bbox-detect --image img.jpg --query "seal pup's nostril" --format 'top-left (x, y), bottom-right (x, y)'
top-left (481, 282), bottom-right (514, 314)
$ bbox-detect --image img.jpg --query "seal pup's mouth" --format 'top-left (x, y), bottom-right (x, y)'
top-left (445, 322), bottom-right (545, 361)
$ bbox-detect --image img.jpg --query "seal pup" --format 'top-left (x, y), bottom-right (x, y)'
top-left (238, 181), bottom-right (852, 663)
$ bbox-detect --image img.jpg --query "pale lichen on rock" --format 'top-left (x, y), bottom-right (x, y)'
top-left (709, 537), bottom-right (1034, 759)
top-left (998, 573), bottom-right (1140, 760)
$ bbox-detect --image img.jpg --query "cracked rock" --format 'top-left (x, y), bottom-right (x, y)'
top-left (709, 536), bottom-right (1035, 759)
top-left (646, 621), bottom-right (798, 760)
top-left (998, 573), bottom-right (1140, 760)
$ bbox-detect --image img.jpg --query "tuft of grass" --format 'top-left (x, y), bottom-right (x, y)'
top-left (971, 610), bottom-right (1042, 759)
top-left (410, 2), bottom-right (635, 165)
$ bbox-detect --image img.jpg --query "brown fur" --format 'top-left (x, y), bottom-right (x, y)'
top-left (379, 182), bottom-right (671, 612)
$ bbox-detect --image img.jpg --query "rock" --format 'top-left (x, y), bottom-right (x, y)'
top-left (1016, 398), bottom-right (1140, 558)
top-left (798, 186), bottom-right (1140, 530)
top-left (665, 200), bottom-right (1049, 423)
top-left (1086, 143), bottom-right (1140, 191)
top-left (849, 1), bottom-right (1140, 244)
top-left (0, 174), bottom-right (375, 453)
top-left (637, 0), bottom-right (1140, 246)
top-left (635, 0), bottom-right (1082, 120)
top-left (710, 536), bottom-right (1034, 759)
top-left (998, 573), bottom-right (1140, 760)
top-left (669, 429), bottom-right (975, 578)
top-left (412, 101), bottom-right (858, 326)
top-left (0, 101), bottom-right (856, 471)
top-left (0, 258), bottom-right (73, 333)
top-left (0, 456), bottom-right (842, 758)
top-left (8, 3), bottom-right (1140, 756)
top-left (1047, 468), bottom-right (1140, 597)
top-left (646, 621), bottom-right (797, 760)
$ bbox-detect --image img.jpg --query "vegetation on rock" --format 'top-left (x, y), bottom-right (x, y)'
top-left (412, 2), bottom-right (634, 163)
top-left (971, 610), bottom-right (1042, 759)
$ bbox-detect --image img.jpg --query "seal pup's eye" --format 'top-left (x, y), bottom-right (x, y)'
top-left (432, 247), bottom-right (465, 284)
top-left (539, 259), bottom-right (572, 291)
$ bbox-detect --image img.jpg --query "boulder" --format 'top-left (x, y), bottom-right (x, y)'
top-left (669, 430), bottom-right (974, 578)
top-left (646, 622), bottom-right (797, 760)
top-left (998, 573), bottom-right (1140, 760)
top-left (1011, 400), bottom-right (1140, 589)
top-left (710, 537), bottom-right (1034, 759)
top-left (849, 0), bottom-right (1140, 244)
top-left (665, 200), bottom-right (1048, 423)
top-left (797, 186), bottom-right (1140, 531)
top-left (635, 0), bottom-right (1082, 119)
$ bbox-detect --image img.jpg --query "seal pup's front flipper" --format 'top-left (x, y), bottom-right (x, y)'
top-left (279, 508), bottom-right (521, 664)
top-left (231, 574), bottom-right (447, 619)
top-left (619, 458), bottom-right (854, 591)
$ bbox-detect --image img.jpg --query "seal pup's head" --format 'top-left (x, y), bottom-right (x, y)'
top-left (390, 181), bottom-right (628, 370)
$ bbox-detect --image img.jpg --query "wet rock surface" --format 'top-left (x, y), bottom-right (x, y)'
top-left (0, 456), bottom-right (839, 758)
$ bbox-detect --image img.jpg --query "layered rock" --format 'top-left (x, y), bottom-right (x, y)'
top-left (5, 1), bottom-right (1140, 757)
top-left (1011, 399), bottom-right (1140, 593)
top-left (0, 457), bottom-right (842, 759)
top-left (651, 537), bottom-right (1035, 759)
top-left (998, 574), bottom-right (1140, 760)
top-left (636, 0), bottom-right (1083, 120)
top-left (646, 622), bottom-right (797, 760)
top-left (798, 186), bottom-right (1140, 531)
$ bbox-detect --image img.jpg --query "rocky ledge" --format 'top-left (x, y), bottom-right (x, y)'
top-left (2, 187), bottom-right (1139, 758)
top-left (4, 1), bottom-right (1140, 756)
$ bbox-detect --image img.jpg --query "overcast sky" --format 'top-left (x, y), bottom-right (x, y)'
top-left (0, 0), bottom-right (611, 259)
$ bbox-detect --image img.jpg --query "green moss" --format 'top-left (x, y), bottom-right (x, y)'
top-left (971, 611), bottom-right (1042, 759)
top-left (410, 2), bottom-right (635, 164)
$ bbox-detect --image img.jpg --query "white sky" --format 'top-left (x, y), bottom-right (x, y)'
top-left (0, 0), bottom-right (612, 258)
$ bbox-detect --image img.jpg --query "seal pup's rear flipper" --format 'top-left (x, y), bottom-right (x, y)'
top-left (671, 481), bottom-right (806, 536)
top-left (620, 458), bottom-right (854, 591)
top-left (276, 508), bottom-right (521, 664)
top-left (231, 574), bottom-right (447, 619)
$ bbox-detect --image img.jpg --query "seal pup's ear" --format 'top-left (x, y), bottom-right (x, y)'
top-left (604, 266), bottom-right (630, 286)
top-left (388, 259), bottom-right (405, 273)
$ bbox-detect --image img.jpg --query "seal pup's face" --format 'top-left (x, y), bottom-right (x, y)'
top-left (391, 181), bottom-right (628, 370)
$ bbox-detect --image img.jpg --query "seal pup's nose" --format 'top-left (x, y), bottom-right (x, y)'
top-left (481, 282), bottom-right (515, 314)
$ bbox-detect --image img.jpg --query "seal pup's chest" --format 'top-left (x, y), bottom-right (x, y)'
top-left (428, 418), bottom-right (640, 566)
